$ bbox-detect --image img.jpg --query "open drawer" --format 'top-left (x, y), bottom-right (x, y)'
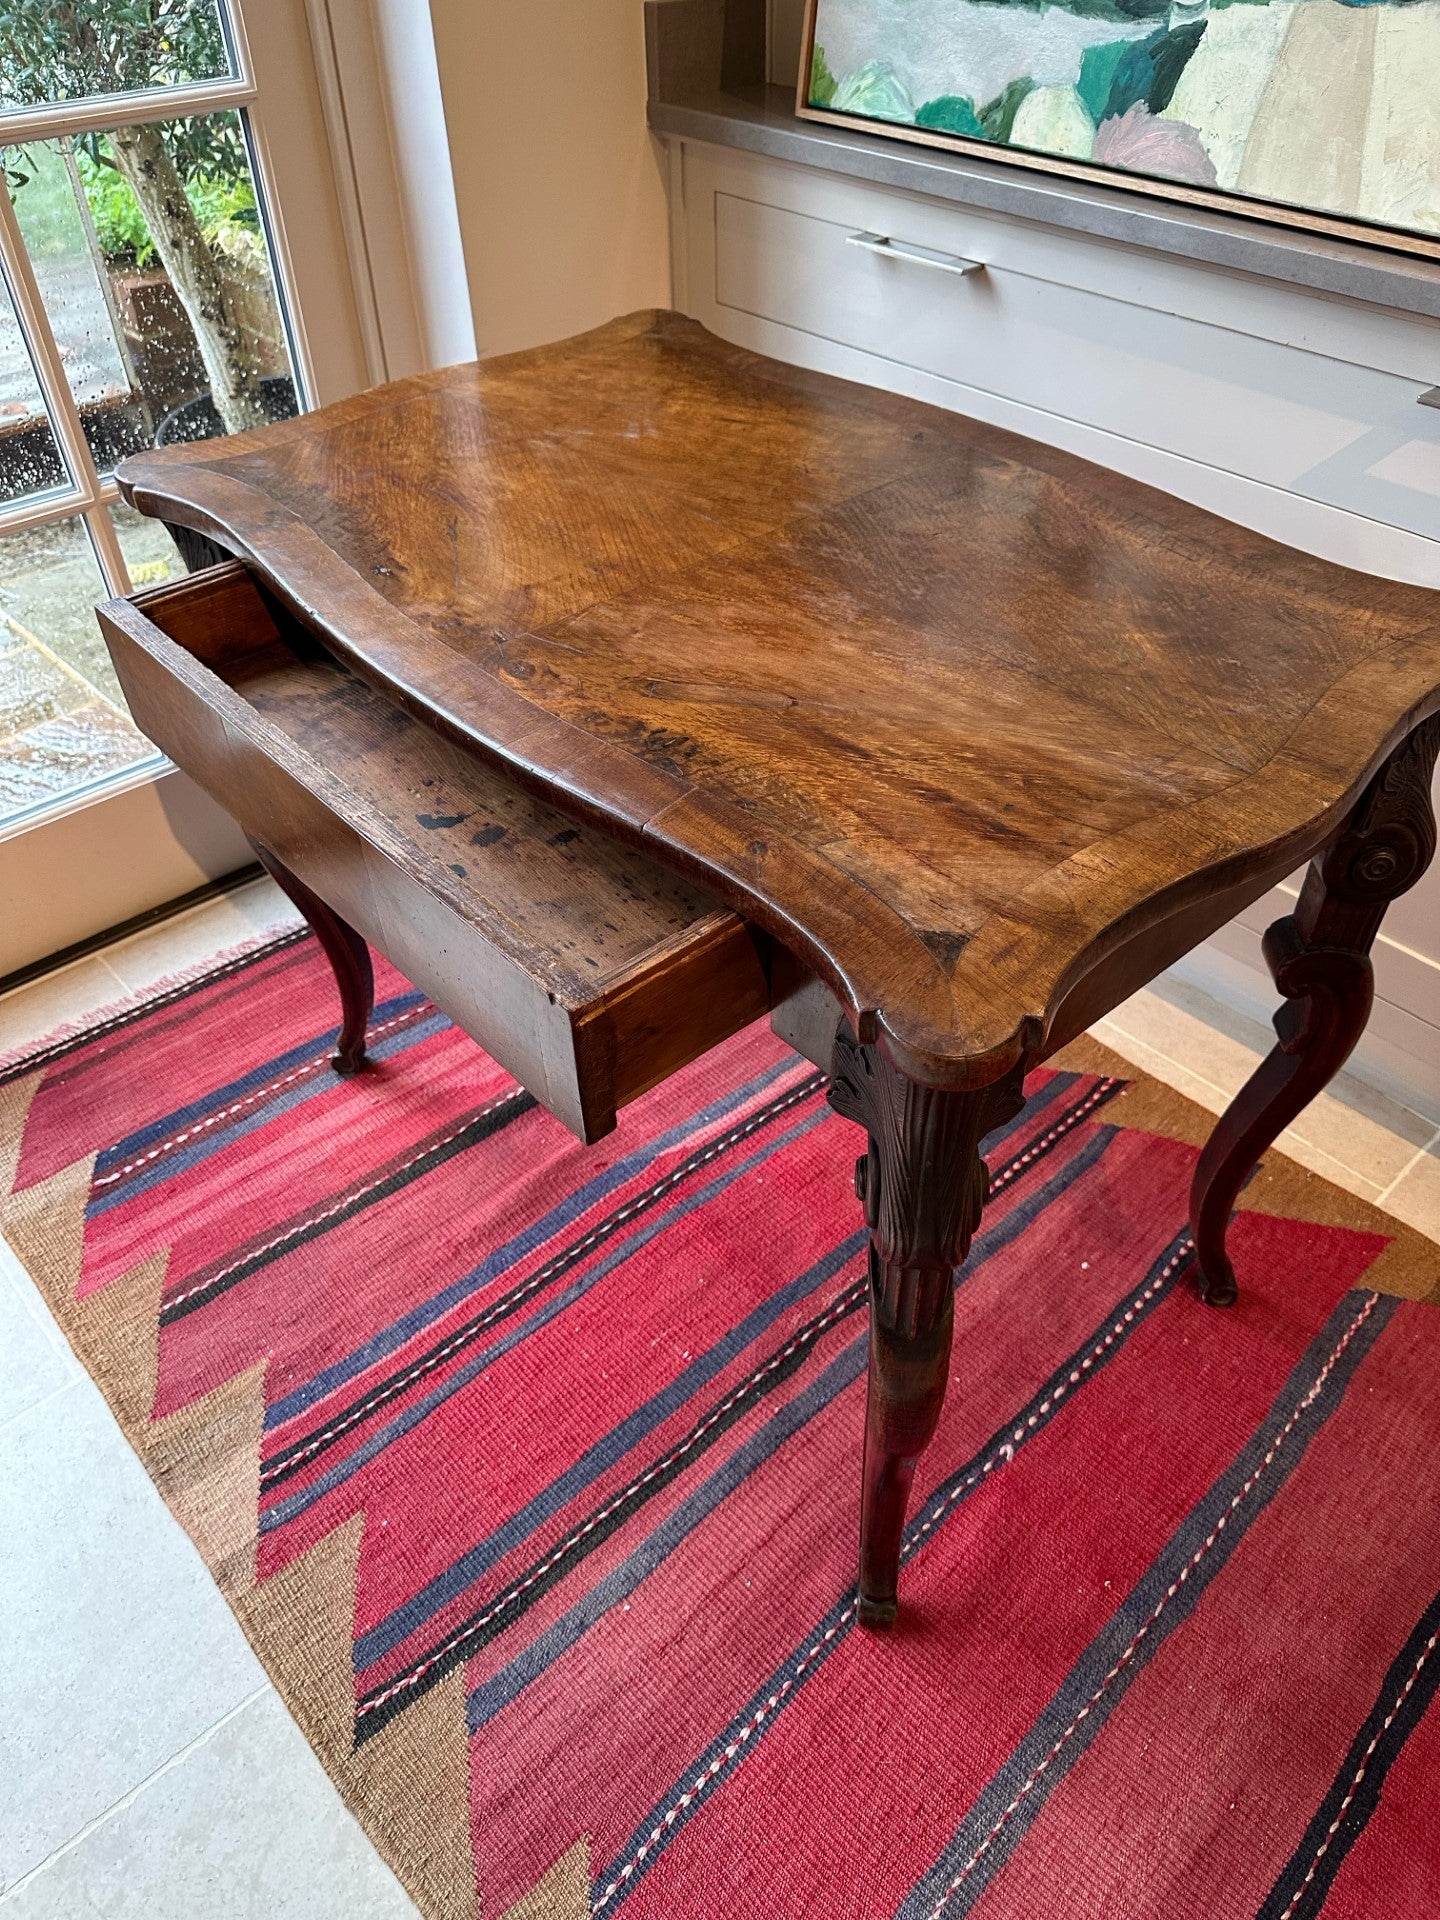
top-left (96, 562), bottom-right (771, 1141)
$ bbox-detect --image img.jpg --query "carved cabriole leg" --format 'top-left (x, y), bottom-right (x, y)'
top-left (829, 1024), bottom-right (1027, 1627)
top-left (247, 839), bottom-right (375, 1075)
top-left (1191, 713), bottom-right (1440, 1307)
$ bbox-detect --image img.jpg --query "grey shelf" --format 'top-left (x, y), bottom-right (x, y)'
top-left (645, 0), bottom-right (1440, 325)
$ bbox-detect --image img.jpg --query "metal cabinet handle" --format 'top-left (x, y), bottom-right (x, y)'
top-left (1421, 387), bottom-right (1440, 410)
top-left (845, 231), bottom-right (985, 277)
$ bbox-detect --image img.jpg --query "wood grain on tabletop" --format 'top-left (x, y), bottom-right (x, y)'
top-left (117, 311), bottom-right (1440, 1086)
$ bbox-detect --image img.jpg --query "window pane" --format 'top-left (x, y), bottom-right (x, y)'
top-left (0, 516), bottom-right (156, 826)
top-left (6, 110), bottom-right (299, 476)
top-left (0, 3), bottom-right (233, 116)
top-left (111, 495), bottom-right (180, 588)
top-left (0, 257), bottom-right (70, 506)
top-left (7, 141), bottom-right (148, 473)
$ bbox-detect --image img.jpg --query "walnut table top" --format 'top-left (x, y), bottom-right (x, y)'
top-left (110, 309), bottom-right (1440, 1624)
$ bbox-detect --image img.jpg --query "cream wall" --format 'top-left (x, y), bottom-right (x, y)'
top-left (427, 0), bottom-right (671, 357)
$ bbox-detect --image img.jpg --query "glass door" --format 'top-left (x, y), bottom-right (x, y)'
top-left (0, 0), bottom-right (369, 974)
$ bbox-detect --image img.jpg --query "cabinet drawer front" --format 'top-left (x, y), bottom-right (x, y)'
top-left (711, 187), bottom-right (1440, 538)
top-left (97, 563), bottom-right (769, 1141)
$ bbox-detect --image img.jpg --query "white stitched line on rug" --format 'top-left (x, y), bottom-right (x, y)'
top-left (93, 1005), bottom-right (427, 1188)
top-left (270, 1075), bottom-right (827, 1484)
top-left (921, 1290), bottom-right (1383, 1920)
top-left (353, 1075), bottom-right (1113, 1704)
top-left (984, 1081), bottom-right (1120, 1201)
top-left (906, 1238), bottom-right (1192, 1543)
top-left (1277, 1626), bottom-right (1439, 1920)
top-left (355, 1278), bottom-right (867, 1716)
top-left (590, 1600), bottom-right (859, 1914)
top-left (164, 1086), bottom-right (529, 1312)
top-left (0, 927), bottom-right (308, 1078)
top-left (355, 1082), bottom-right (1112, 1718)
top-left (589, 1233), bottom-right (1191, 1914)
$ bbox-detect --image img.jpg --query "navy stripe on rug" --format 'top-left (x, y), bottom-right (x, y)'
top-left (1258, 1581), bottom-right (1440, 1920)
top-left (353, 1235), bottom-right (867, 1689)
top-left (259, 1105), bottom-right (833, 1536)
top-left (262, 1071), bottom-right (831, 1487)
top-left (349, 1080), bottom-right (1106, 1687)
top-left (355, 1261), bottom-right (870, 1737)
top-left (894, 1286), bottom-right (1399, 1920)
top-left (459, 1128), bottom-right (1120, 1754)
top-left (94, 998), bottom-right (444, 1217)
top-left (273, 1070), bottom-right (1097, 1494)
top-left (160, 1085), bottom-right (538, 1326)
top-left (263, 1053), bottom-right (811, 1432)
top-left (588, 1213), bottom-right (1190, 1916)
top-left (466, 1341), bottom-right (870, 1738)
top-left (93, 987), bottom-right (427, 1176)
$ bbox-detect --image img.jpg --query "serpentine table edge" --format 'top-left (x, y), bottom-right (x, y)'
top-left (104, 310), bottom-right (1440, 1626)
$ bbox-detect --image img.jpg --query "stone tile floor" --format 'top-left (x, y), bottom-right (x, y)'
top-left (0, 874), bottom-right (1435, 1913)
top-left (0, 1220), bottom-right (422, 1920)
top-left (0, 878), bottom-right (420, 1917)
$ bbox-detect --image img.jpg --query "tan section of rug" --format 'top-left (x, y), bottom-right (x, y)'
top-left (500, 1840), bottom-right (593, 1920)
top-left (232, 1515), bottom-right (481, 1920)
top-left (151, 1361), bottom-right (268, 1600)
top-left (1058, 1034), bottom-right (1440, 1303)
top-left (1, 1122), bottom-right (479, 1915)
top-left (0, 1069), bottom-right (40, 1195)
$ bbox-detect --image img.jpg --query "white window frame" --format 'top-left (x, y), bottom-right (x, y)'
top-left (0, 0), bottom-right (403, 976)
top-left (0, 1), bottom-right (329, 577)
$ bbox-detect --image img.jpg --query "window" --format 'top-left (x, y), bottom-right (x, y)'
top-left (0, 0), bottom-right (305, 830)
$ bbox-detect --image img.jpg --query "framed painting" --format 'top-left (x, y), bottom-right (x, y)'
top-left (796, 0), bottom-right (1440, 259)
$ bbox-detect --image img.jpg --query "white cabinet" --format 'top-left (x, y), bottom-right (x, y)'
top-left (665, 136), bottom-right (1440, 1118)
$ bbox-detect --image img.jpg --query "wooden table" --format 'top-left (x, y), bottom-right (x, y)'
top-left (100, 311), bottom-right (1440, 1627)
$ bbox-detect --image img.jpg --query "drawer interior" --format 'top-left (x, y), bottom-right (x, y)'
top-left (99, 563), bottom-right (772, 1139)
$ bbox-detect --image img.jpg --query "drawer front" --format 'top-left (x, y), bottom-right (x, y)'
top-left (107, 610), bottom-right (614, 1137)
top-left (98, 566), bottom-right (770, 1142)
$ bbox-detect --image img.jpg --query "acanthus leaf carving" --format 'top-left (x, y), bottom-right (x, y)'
top-left (828, 1021), bottom-right (1027, 1336)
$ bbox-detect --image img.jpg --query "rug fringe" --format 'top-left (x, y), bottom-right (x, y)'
top-left (0, 921), bottom-right (308, 1077)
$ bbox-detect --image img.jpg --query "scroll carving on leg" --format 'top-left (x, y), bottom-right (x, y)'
top-left (829, 1023), bottom-right (1027, 1627)
top-left (1191, 713), bottom-right (1440, 1307)
top-left (247, 839), bottom-right (375, 1075)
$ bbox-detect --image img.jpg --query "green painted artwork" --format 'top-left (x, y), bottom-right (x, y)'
top-left (803, 0), bottom-right (1440, 246)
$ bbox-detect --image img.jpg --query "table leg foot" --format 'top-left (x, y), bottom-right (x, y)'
top-left (248, 839), bottom-right (375, 1075)
top-left (830, 1026), bottom-right (1027, 1625)
top-left (1195, 1252), bottom-right (1238, 1311)
top-left (1190, 715), bottom-right (1440, 1305)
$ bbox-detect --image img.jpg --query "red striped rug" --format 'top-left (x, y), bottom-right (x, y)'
top-left (3, 930), bottom-right (1438, 1920)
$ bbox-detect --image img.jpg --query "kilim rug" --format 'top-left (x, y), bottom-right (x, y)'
top-left (3, 929), bottom-right (1439, 1920)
